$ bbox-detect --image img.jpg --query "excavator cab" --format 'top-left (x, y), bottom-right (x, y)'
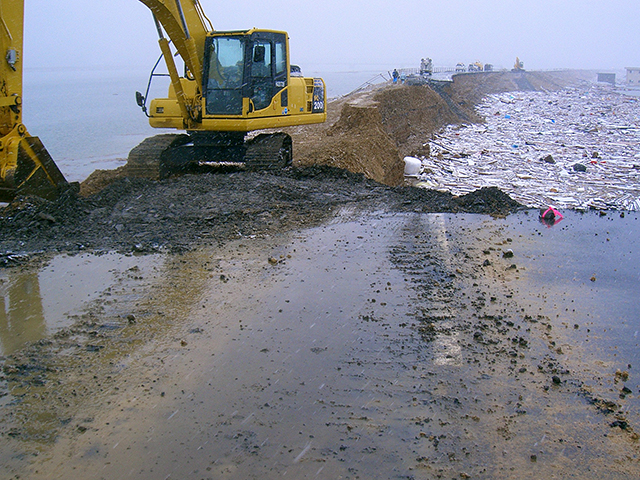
top-left (147, 29), bottom-right (325, 132)
top-left (203, 32), bottom-right (288, 116)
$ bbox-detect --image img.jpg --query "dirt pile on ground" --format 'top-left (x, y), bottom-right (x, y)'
top-left (0, 167), bottom-right (523, 260)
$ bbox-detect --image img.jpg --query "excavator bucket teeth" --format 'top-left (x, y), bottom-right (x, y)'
top-left (4, 136), bottom-right (73, 201)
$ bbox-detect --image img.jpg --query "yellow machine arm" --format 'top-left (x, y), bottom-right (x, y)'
top-left (139, 0), bottom-right (210, 86)
top-left (0, 0), bottom-right (69, 201)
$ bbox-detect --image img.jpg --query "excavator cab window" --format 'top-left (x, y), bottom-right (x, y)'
top-left (203, 32), bottom-right (288, 116)
top-left (250, 41), bottom-right (273, 110)
top-left (248, 33), bottom-right (288, 112)
top-left (204, 36), bottom-right (245, 115)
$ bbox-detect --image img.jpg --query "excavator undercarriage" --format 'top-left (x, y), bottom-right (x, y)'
top-left (157, 132), bottom-right (292, 178)
top-left (125, 131), bottom-right (293, 180)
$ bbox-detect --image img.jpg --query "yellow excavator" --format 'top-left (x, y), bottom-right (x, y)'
top-left (0, 0), bottom-right (326, 202)
top-left (512, 57), bottom-right (525, 72)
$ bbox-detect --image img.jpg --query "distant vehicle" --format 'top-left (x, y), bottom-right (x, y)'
top-left (456, 63), bottom-right (466, 72)
top-left (468, 61), bottom-right (483, 72)
top-left (420, 58), bottom-right (433, 75)
top-left (484, 64), bottom-right (493, 72)
top-left (512, 57), bottom-right (525, 72)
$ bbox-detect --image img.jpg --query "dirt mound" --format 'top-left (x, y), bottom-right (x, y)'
top-left (0, 168), bottom-right (523, 259)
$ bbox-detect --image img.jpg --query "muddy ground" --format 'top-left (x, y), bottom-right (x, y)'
top-left (1, 70), bottom-right (638, 479)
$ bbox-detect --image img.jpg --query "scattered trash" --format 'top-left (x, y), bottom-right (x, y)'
top-left (539, 206), bottom-right (564, 227)
top-left (411, 83), bottom-right (640, 211)
top-left (403, 156), bottom-right (422, 176)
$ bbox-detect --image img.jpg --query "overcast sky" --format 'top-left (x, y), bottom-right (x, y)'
top-left (24, 0), bottom-right (639, 74)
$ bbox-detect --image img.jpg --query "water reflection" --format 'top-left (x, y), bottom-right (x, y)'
top-left (0, 271), bottom-right (46, 355)
top-left (0, 253), bottom-right (160, 356)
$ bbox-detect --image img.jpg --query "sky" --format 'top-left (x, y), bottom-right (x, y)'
top-left (23, 0), bottom-right (640, 76)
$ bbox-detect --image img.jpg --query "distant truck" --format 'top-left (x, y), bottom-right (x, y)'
top-left (420, 58), bottom-right (433, 75)
top-left (456, 63), bottom-right (466, 72)
top-left (468, 61), bottom-right (483, 72)
top-left (484, 64), bottom-right (493, 72)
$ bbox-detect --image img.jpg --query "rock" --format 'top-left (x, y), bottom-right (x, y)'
top-left (541, 154), bottom-right (555, 164)
top-left (37, 212), bottom-right (56, 223)
top-left (610, 420), bottom-right (629, 430)
top-left (572, 163), bottom-right (587, 172)
top-left (552, 375), bottom-right (561, 385)
top-left (503, 249), bottom-right (514, 258)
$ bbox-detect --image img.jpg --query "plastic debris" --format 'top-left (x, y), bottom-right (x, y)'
top-left (403, 156), bottom-right (422, 176)
top-left (410, 83), bottom-right (640, 211)
top-left (540, 206), bottom-right (564, 227)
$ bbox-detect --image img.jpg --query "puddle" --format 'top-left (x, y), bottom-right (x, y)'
top-left (489, 210), bottom-right (640, 422)
top-left (0, 253), bottom-right (160, 355)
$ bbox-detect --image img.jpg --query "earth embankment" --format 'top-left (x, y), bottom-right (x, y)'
top-left (285, 70), bottom-right (592, 187)
top-left (79, 70), bottom-right (592, 197)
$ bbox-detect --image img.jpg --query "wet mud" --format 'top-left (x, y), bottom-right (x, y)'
top-left (1, 209), bottom-right (638, 479)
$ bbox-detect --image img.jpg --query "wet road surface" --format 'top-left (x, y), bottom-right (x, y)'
top-left (1, 209), bottom-right (639, 479)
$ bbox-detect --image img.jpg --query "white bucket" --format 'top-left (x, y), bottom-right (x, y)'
top-left (403, 156), bottom-right (422, 176)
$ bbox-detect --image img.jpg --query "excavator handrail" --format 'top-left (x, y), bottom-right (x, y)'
top-left (138, 0), bottom-right (210, 87)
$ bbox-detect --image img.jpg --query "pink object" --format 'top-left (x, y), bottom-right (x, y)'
top-left (540, 206), bottom-right (563, 227)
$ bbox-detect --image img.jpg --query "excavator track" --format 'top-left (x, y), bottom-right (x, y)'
top-left (244, 133), bottom-right (292, 171)
top-left (151, 132), bottom-right (292, 179)
top-left (126, 134), bottom-right (187, 180)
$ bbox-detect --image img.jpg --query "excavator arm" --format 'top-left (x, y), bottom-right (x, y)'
top-left (138, 0), bottom-right (213, 129)
top-left (139, 0), bottom-right (210, 87)
top-left (0, 0), bottom-right (70, 201)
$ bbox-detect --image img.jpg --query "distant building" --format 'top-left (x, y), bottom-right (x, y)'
top-left (626, 67), bottom-right (640, 86)
top-left (597, 73), bottom-right (616, 85)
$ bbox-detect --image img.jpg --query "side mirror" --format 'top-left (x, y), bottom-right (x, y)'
top-left (135, 91), bottom-right (145, 108)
